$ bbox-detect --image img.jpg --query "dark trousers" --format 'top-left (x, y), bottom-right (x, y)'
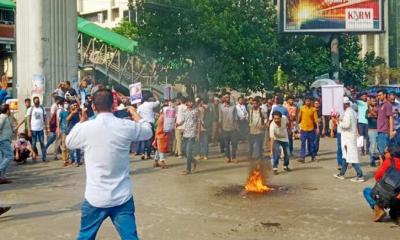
top-left (358, 123), bottom-right (369, 154)
top-left (336, 133), bottom-right (343, 167)
top-left (300, 130), bottom-right (316, 159)
top-left (248, 133), bottom-right (264, 159)
top-left (222, 130), bottom-right (238, 160)
top-left (272, 140), bottom-right (289, 168)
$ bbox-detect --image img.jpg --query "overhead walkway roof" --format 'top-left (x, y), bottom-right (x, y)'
top-left (77, 17), bottom-right (138, 54)
top-left (0, 0), bottom-right (15, 9)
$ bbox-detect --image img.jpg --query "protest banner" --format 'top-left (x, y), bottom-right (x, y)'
top-left (129, 82), bottom-right (142, 104)
top-left (321, 85), bottom-right (344, 116)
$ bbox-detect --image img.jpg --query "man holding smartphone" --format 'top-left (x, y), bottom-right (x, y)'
top-left (67, 89), bottom-right (152, 240)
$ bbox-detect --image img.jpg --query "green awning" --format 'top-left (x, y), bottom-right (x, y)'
top-left (0, 0), bottom-right (15, 9)
top-left (77, 17), bottom-right (138, 54)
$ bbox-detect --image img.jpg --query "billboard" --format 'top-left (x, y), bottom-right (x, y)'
top-left (281, 0), bottom-right (383, 33)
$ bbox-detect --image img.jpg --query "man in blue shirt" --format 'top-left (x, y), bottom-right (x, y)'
top-left (357, 92), bottom-right (369, 155)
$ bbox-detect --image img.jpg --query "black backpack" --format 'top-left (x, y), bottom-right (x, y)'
top-left (371, 158), bottom-right (400, 208)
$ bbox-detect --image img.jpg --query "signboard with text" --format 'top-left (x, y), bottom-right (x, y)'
top-left (281, 0), bottom-right (383, 33)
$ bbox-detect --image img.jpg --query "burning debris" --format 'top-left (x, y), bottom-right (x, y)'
top-left (245, 161), bottom-right (273, 194)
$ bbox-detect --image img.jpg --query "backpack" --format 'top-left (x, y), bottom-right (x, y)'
top-left (371, 158), bottom-right (400, 208)
top-left (49, 111), bottom-right (58, 133)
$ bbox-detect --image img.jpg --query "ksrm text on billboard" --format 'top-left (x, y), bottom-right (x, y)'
top-left (280, 0), bottom-right (384, 33)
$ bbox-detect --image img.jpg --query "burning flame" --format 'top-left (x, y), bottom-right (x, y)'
top-left (245, 167), bottom-right (271, 193)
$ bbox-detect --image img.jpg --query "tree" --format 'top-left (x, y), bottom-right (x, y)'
top-left (339, 34), bottom-right (385, 87)
top-left (112, 18), bottom-right (139, 40)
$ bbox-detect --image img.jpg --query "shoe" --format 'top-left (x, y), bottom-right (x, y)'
top-left (283, 166), bottom-right (291, 172)
top-left (311, 157), bottom-right (317, 162)
top-left (0, 206), bottom-right (11, 216)
top-left (350, 177), bottom-right (365, 183)
top-left (226, 158), bottom-right (231, 163)
top-left (273, 168), bottom-right (278, 175)
top-left (297, 159), bottom-right (305, 164)
top-left (182, 170), bottom-right (191, 175)
top-left (333, 174), bottom-right (345, 180)
top-left (0, 178), bottom-right (12, 184)
top-left (203, 157), bottom-right (208, 160)
top-left (153, 161), bottom-right (161, 168)
top-left (192, 161), bottom-right (197, 173)
top-left (141, 155), bottom-right (145, 160)
top-left (373, 205), bottom-right (386, 222)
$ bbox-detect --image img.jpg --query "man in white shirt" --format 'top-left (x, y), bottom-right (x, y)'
top-left (67, 89), bottom-right (152, 240)
top-left (236, 96), bottom-right (249, 141)
top-left (27, 96), bottom-right (48, 162)
top-left (270, 111), bottom-right (290, 174)
top-left (174, 97), bottom-right (187, 158)
top-left (137, 96), bottom-right (160, 159)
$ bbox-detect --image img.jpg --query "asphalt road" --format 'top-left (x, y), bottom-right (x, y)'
top-left (0, 137), bottom-right (399, 240)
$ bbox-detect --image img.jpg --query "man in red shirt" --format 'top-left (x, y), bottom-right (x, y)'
top-left (363, 145), bottom-right (400, 223)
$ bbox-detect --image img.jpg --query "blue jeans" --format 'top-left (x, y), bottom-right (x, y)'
top-left (45, 132), bottom-right (57, 149)
top-left (77, 197), bottom-right (139, 240)
top-left (272, 140), bottom-right (289, 168)
top-left (222, 130), bottom-right (238, 160)
top-left (69, 149), bottom-right (81, 164)
top-left (32, 130), bottom-right (46, 161)
top-left (288, 132), bottom-right (294, 155)
top-left (377, 132), bottom-right (389, 155)
top-left (300, 130), bottom-right (316, 159)
top-left (184, 137), bottom-right (195, 172)
top-left (0, 140), bottom-right (13, 176)
top-left (199, 132), bottom-right (209, 157)
top-left (368, 129), bottom-right (378, 164)
top-left (248, 133), bottom-right (264, 159)
top-left (339, 159), bottom-right (363, 178)
top-left (336, 133), bottom-right (343, 166)
top-left (363, 187), bottom-right (375, 209)
top-left (136, 140), bottom-right (151, 157)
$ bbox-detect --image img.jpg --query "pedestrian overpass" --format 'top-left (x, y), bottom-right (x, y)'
top-left (77, 17), bottom-right (160, 93)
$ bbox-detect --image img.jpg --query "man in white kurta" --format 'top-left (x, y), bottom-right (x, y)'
top-left (334, 97), bottom-right (365, 183)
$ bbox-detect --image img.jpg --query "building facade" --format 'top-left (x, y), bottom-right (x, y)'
top-left (77, 0), bottom-right (138, 28)
top-left (360, 0), bottom-right (399, 69)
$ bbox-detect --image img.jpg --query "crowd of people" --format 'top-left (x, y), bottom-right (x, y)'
top-left (0, 80), bottom-right (400, 231)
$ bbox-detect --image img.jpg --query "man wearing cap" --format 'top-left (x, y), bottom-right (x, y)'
top-left (334, 97), bottom-right (364, 182)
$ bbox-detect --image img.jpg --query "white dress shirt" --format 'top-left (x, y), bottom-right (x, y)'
top-left (176, 104), bottom-right (187, 130)
top-left (137, 101), bottom-right (160, 124)
top-left (236, 103), bottom-right (248, 121)
top-left (66, 113), bottom-right (152, 208)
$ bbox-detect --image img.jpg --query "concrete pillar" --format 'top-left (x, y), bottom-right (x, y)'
top-left (374, 34), bottom-right (380, 57)
top-left (16, 0), bottom-right (77, 120)
top-left (361, 34), bottom-right (368, 58)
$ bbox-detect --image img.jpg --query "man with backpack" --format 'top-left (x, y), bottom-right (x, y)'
top-left (248, 97), bottom-right (266, 161)
top-left (363, 144), bottom-right (400, 224)
top-left (27, 96), bottom-right (48, 162)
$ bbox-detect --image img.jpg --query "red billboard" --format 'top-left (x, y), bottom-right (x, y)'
top-left (281, 0), bottom-right (383, 33)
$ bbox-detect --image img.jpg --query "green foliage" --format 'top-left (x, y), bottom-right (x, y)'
top-left (113, 18), bottom-right (139, 40)
top-left (339, 34), bottom-right (385, 87)
top-left (137, 1), bottom-right (385, 93)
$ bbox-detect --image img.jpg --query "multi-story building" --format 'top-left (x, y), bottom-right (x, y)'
top-left (361, 0), bottom-right (399, 69)
top-left (77, 0), bottom-right (138, 28)
top-left (0, 0), bottom-right (15, 91)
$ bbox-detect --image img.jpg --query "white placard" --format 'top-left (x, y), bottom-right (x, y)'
top-left (129, 82), bottom-right (142, 105)
top-left (321, 85), bottom-right (344, 116)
